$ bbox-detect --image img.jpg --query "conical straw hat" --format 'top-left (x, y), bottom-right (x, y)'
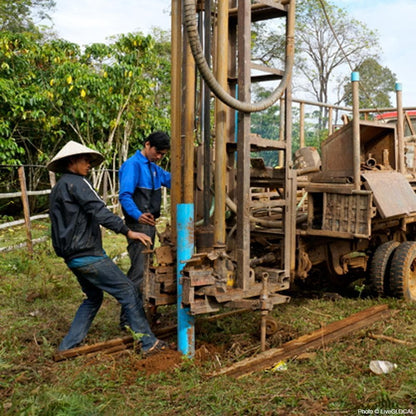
top-left (47, 141), bottom-right (104, 173)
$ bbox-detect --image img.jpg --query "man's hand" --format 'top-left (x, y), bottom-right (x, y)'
top-left (138, 212), bottom-right (155, 226)
top-left (127, 230), bottom-right (152, 246)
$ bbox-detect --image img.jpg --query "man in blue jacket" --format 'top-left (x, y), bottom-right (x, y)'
top-left (48, 140), bottom-right (169, 355)
top-left (118, 132), bottom-right (171, 328)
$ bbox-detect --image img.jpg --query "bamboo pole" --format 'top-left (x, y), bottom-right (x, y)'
top-left (18, 166), bottom-right (33, 255)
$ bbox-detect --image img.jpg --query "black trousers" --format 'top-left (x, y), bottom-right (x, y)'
top-left (120, 223), bottom-right (155, 328)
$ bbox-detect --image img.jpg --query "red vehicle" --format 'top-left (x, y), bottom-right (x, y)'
top-left (376, 110), bottom-right (416, 170)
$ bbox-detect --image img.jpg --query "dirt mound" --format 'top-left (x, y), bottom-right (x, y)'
top-left (129, 343), bottom-right (222, 375)
top-left (132, 349), bottom-right (183, 375)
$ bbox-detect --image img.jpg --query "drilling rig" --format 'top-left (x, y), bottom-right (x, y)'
top-left (145, 0), bottom-right (416, 351)
top-left (147, 0), bottom-right (297, 324)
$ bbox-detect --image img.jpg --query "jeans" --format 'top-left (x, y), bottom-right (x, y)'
top-left (59, 257), bottom-right (156, 351)
top-left (120, 223), bottom-right (155, 328)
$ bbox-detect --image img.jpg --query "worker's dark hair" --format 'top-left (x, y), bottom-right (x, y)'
top-left (146, 131), bottom-right (170, 151)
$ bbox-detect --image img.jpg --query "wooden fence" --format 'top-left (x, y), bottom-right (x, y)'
top-left (0, 165), bottom-right (120, 254)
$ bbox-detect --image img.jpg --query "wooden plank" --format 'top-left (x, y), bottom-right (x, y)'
top-left (210, 304), bottom-right (390, 378)
top-left (53, 309), bottom-right (254, 361)
top-left (149, 294), bottom-right (177, 306)
top-left (0, 189), bottom-right (51, 200)
top-left (53, 325), bottom-right (177, 361)
top-left (0, 236), bottom-right (49, 253)
top-left (0, 214), bottom-right (49, 230)
top-left (53, 336), bottom-right (134, 361)
top-left (85, 342), bottom-right (135, 357)
top-left (229, 2), bottom-right (287, 23)
top-left (152, 265), bottom-right (175, 274)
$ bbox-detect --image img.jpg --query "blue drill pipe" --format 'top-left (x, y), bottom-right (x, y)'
top-left (176, 203), bottom-right (195, 357)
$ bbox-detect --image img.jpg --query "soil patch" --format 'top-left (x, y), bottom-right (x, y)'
top-left (132, 349), bottom-right (183, 375)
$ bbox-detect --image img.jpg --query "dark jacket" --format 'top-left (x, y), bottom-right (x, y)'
top-left (49, 173), bottom-right (129, 262)
top-left (118, 150), bottom-right (171, 225)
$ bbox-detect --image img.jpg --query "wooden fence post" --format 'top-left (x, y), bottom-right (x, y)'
top-left (18, 166), bottom-right (33, 255)
top-left (49, 171), bottom-right (56, 188)
top-left (102, 169), bottom-right (108, 204)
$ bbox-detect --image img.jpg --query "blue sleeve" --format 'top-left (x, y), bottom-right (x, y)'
top-left (119, 160), bottom-right (142, 221)
top-left (157, 166), bottom-right (171, 189)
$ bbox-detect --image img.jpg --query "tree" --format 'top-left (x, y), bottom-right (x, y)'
top-left (0, 29), bottom-right (171, 195)
top-left (342, 58), bottom-right (396, 110)
top-left (251, 86), bottom-right (320, 164)
top-left (250, 86), bottom-right (281, 167)
top-left (253, 0), bottom-right (381, 129)
top-left (0, 0), bottom-right (56, 33)
top-left (77, 30), bottom-right (171, 168)
top-left (294, 0), bottom-right (380, 105)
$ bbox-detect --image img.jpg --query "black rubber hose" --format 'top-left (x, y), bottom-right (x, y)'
top-left (183, 0), bottom-right (296, 113)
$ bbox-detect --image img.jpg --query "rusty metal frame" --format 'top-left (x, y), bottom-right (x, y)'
top-left (235, 0), bottom-right (251, 290)
top-left (165, 0), bottom-right (295, 315)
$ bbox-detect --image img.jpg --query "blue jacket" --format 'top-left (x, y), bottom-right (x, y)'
top-left (119, 150), bottom-right (171, 225)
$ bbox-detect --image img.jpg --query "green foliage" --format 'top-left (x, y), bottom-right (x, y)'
top-left (18, 390), bottom-right (103, 416)
top-left (343, 58), bottom-right (397, 109)
top-left (250, 85), bottom-right (281, 166)
top-left (251, 86), bottom-right (326, 162)
top-left (295, 0), bottom-right (380, 103)
top-left (0, 0), bottom-right (56, 34)
top-left (0, 28), bottom-right (171, 184)
top-left (251, 87), bottom-right (281, 142)
top-left (253, 0), bottom-right (382, 111)
top-left (0, 214), bottom-right (14, 223)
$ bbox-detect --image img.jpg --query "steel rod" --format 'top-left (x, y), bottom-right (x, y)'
top-left (203, 0), bottom-right (212, 226)
top-left (351, 72), bottom-right (361, 191)
top-left (213, 0), bottom-right (229, 245)
top-left (184, 37), bottom-right (196, 203)
top-left (396, 82), bottom-right (405, 174)
top-left (170, 0), bottom-right (183, 239)
top-left (236, 0), bottom-right (251, 290)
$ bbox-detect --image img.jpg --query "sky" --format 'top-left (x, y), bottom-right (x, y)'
top-left (49, 0), bottom-right (416, 107)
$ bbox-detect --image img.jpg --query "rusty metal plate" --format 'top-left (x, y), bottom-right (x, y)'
top-left (321, 121), bottom-right (396, 180)
top-left (155, 245), bottom-right (173, 265)
top-left (362, 171), bottom-right (416, 218)
top-left (323, 192), bottom-right (372, 236)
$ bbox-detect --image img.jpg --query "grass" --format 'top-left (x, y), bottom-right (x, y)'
top-left (0, 225), bottom-right (415, 415)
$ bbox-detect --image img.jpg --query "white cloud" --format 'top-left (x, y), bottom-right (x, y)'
top-left (50, 0), bottom-right (416, 107)
top-left (51, 0), bottom-right (171, 45)
top-left (333, 0), bottom-right (416, 106)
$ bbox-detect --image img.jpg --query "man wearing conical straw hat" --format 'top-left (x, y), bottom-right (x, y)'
top-left (48, 141), bottom-right (170, 356)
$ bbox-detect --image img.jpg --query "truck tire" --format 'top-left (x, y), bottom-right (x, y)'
top-left (369, 241), bottom-right (400, 296)
top-left (389, 241), bottom-right (416, 302)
